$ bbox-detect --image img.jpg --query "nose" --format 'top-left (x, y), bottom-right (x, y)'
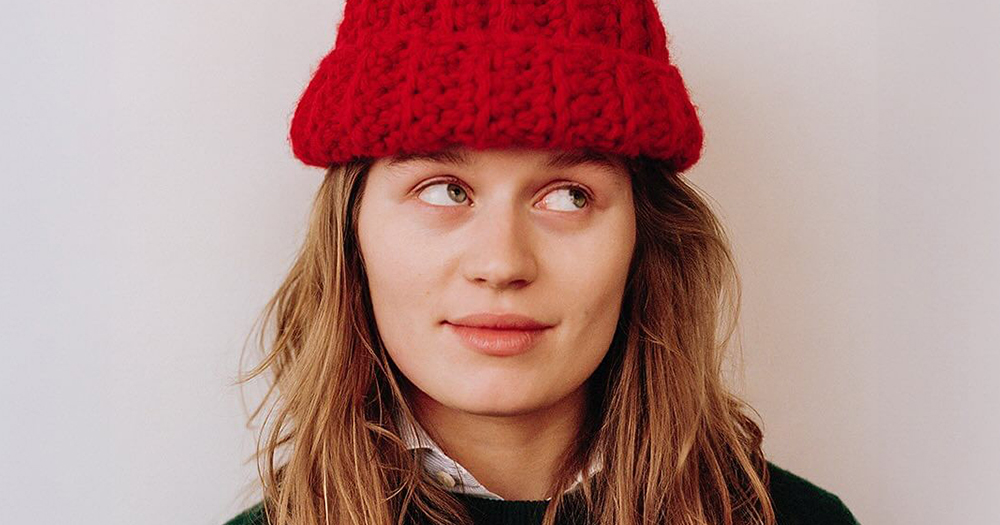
top-left (460, 202), bottom-right (538, 291)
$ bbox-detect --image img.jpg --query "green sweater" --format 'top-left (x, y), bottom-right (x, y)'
top-left (224, 461), bottom-right (860, 525)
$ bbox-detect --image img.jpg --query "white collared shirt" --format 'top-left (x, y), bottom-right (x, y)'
top-left (394, 408), bottom-right (603, 501)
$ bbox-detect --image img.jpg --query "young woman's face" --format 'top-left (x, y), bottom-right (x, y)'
top-left (357, 147), bottom-right (635, 417)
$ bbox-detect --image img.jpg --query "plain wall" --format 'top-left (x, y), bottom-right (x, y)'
top-left (1, 1), bottom-right (997, 523)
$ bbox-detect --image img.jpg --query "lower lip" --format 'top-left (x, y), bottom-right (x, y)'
top-left (445, 323), bottom-right (549, 357)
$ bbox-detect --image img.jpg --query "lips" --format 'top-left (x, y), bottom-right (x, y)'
top-left (447, 312), bottom-right (553, 330)
top-left (445, 322), bottom-right (550, 357)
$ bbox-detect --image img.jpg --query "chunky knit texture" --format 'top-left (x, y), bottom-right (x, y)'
top-left (289, 0), bottom-right (705, 173)
top-left (223, 461), bottom-right (861, 525)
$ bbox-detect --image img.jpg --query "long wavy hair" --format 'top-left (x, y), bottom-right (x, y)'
top-left (232, 151), bottom-right (777, 525)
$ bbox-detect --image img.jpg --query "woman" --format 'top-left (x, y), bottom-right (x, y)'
top-left (226, 1), bottom-right (860, 524)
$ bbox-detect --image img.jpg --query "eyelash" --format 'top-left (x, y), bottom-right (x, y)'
top-left (414, 176), bottom-right (593, 208)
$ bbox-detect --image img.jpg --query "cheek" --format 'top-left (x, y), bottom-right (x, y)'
top-left (550, 218), bottom-right (634, 310)
top-left (528, 248), bottom-right (628, 381)
top-left (357, 203), bottom-right (445, 370)
top-left (551, 223), bottom-right (634, 353)
top-left (359, 197), bottom-right (432, 303)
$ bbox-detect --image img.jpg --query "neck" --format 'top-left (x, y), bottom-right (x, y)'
top-left (409, 384), bottom-right (588, 501)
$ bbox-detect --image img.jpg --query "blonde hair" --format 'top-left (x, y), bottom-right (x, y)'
top-left (233, 153), bottom-right (776, 525)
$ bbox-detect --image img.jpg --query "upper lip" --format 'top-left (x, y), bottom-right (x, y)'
top-left (447, 313), bottom-right (553, 330)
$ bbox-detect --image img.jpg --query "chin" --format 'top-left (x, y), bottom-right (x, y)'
top-left (442, 389), bottom-right (546, 417)
top-left (460, 404), bottom-right (542, 418)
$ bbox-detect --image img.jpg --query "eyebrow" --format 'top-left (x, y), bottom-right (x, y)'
top-left (384, 148), bottom-right (623, 175)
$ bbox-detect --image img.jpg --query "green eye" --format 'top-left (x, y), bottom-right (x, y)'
top-left (544, 184), bottom-right (590, 211)
top-left (415, 179), bottom-right (591, 211)
top-left (543, 186), bottom-right (589, 211)
top-left (418, 182), bottom-right (469, 206)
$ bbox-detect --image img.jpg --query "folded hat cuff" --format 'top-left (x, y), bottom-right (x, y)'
top-left (289, 29), bottom-right (704, 172)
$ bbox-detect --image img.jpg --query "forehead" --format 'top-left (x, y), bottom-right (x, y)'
top-left (383, 147), bottom-right (626, 177)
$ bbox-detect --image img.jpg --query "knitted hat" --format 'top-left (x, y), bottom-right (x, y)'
top-left (289, 0), bottom-right (705, 173)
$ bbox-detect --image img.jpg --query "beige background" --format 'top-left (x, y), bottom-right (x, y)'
top-left (1, 0), bottom-right (997, 524)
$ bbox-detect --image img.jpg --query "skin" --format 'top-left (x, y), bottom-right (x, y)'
top-left (356, 146), bottom-right (636, 500)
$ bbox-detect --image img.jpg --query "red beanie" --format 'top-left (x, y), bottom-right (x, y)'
top-left (289, 0), bottom-right (705, 173)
